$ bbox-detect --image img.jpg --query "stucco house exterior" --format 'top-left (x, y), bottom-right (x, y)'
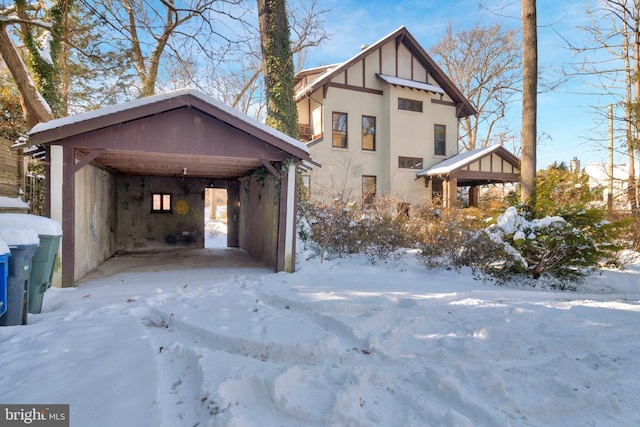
top-left (295, 26), bottom-right (519, 210)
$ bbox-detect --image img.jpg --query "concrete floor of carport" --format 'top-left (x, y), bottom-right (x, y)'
top-left (77, 247), bottom-right (271, 284)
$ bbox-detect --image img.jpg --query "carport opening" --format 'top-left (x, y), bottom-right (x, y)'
top-left (204, 188), bottom-right (228, 248)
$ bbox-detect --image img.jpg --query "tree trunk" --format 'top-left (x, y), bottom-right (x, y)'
top-left (520, 0), bottom-right (538, 203)
top-left (0, 24), bottom-right (53, 129)
top-left (257, 0), bottom-right (299, 138)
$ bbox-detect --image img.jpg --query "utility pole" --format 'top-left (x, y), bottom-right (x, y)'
top-left (608, 104), bottom-right (614, 215)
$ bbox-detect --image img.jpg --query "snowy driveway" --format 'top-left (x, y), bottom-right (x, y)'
top-left (1, 253), bottom-right (639, 426)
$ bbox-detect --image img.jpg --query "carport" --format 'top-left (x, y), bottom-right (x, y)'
top-left (417, 144), bottom-right (520, 208)
top-left (27, 89), bottom-right (313, 287)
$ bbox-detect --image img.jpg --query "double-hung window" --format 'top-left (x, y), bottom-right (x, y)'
top-left (434, 124), bottom-right (446, 156)
top-left (332, 112), bottom-right (348, 148)
top-left (362, 116), bottom-right (376, 151)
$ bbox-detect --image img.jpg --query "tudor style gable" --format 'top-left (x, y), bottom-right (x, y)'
top-left (295, 26), bottom-right (476, 207)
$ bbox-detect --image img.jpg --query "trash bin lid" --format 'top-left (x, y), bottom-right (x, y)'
top-left (0, 214), bottom-right (62, 237)
top-left (0, 226), bottom-right (40, 248)
top-left (0, 240), bottom-right (9, 255)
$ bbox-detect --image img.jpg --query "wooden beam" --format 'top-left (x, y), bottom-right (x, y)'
top-left (61, 146), bottom-right (75, 286)
top-left (73, 149), bottom-right (104, 173)
top-left (260, 159), bottom-right (281, 180)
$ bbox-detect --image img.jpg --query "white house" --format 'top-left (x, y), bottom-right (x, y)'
top-left (294, 26), bottom-right (520, 210)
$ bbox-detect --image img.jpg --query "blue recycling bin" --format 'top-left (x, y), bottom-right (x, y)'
top-left (0, 227), bottom-right (39, 326)
top-left (0, 242), bottom-right (9, 318)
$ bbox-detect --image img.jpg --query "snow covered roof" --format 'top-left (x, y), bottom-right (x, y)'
top-left (376, 74), bottom-right (445, 94)
top-left (29, 88), bottom-right (310, 158)
top-left (417, 145), bottom-right (515, 177)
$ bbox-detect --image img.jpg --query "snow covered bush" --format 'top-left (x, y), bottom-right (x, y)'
top-left (298, 199), bottom-right (408, 263)
top-left (476, 206), bottom-right (623, 289)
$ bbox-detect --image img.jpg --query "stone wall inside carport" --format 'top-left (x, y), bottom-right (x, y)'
top-left (238, 174), bottom-right (279, 269)
top-left (117, 175), bottom-right (208, 252)
top-left (74, 163), bottom-right (118, 281)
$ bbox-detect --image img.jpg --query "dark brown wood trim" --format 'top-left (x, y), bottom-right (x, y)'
top-left (261, 159), bottom-right (281, 180)
top-left (411, 53), bottom-right (414, 80)
top-left (45, 145), bottom-right (51, 218)
top-left (451, 170), bottom-right (519, 182)
top-left (73, 149), bottom-right (104, 173)
top-left (395, 37), bottom-right (399, 76)
top-left (431, 98), bottom-right (456, 107)
top-left (62, 146), bottom-right (75, 286)
top-left (327, 82), bottom-right (383, 96)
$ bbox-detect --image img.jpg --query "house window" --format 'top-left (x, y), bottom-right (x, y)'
top-left (362, 175), bottom-right (376, 206)
top-left (398, 97), bottom-right (423, 112)
top-left (434, 124), bottom-right (446, 156)
top-left (398, 156), bottom-right (423, 169)
top-left (362, 116), bottom-right (376, 151)
top-left (152, 193), bottom-right (172, 213)
top-left (332, 112), bottom-right (348, 148)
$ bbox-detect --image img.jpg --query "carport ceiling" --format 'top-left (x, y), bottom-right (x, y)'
top-left (77, 148), bottom-right (262, 179)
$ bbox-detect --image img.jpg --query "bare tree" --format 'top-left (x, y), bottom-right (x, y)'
top-left (521, 0), bottom-right (538, 203)
top-left (88, 0), bottom-right (250, 97)
top-left (564, 0), bottom-right (640, 212)
top-left (430, 22), bottom-right (521, 151)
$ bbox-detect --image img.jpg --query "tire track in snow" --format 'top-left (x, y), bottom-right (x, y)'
top-left (138, 313), bottom-right (213, 426)
top-left (257, 291), bottom-right (372, 353)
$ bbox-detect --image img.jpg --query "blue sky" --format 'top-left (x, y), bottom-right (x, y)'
top-left (300, 0), bottom-right (622, 170)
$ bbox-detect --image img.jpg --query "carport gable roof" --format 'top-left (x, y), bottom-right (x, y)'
top-left (417, 145), bottom-right (520, 185)
top-left (28, 88), bottom-right (311, 162)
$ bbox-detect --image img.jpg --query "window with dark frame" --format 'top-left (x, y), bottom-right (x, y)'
top-left (361, 116), bottom-right (376, 151)
top-left (332, 112), bottom-right (348, 148)
top-left (398, 156), bottom-right (424, 169)
top-left (152, 193), bottom-right (172, 213)
top-left (362, 175), bottom-right (377, 206)
top-left (398, 97), bottom-right (423, 112)
top-left (434, 124), bottom-right (446, 156)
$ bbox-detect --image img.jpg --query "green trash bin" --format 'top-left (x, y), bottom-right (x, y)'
top-left (0, 214), bottom-right (62, 314)
top-left (0, 241), bottom-right (10, 318)
top-left (0, 227), bottom-right (39, 326)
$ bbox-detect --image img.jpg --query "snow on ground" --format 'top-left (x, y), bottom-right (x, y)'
top-left (1, 220), bottom-right (640, 426)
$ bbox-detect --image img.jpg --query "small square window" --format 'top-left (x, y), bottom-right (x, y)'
top-left (398, 156), bottom-right (424, 169)
top-left (152, 193), bottom-right (172, 213)
top-left (398, 97), bottom-right (423, 112)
